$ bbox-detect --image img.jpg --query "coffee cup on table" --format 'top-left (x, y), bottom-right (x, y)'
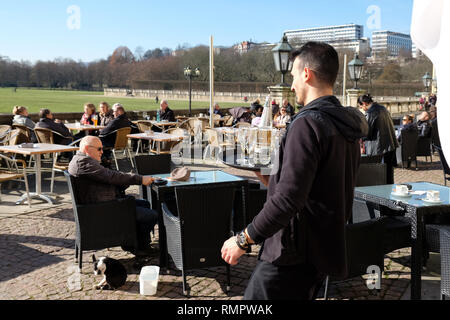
top-left (395, 185), bottom-right (409, 195)
top-left (426, 190), bottom-right (440, 201)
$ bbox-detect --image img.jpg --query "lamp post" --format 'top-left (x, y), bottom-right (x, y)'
top-left (184, 66), bottom-right (201, 116)
top-left (348, 54), bottom-right (364, 89)
top-left (272, 35), bottom-right (293, 87)
top-left (422, 72), bottom-right (432, 93)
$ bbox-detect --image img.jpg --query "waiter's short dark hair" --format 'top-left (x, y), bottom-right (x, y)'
top-left (290, 42), bottom-right (339, 87)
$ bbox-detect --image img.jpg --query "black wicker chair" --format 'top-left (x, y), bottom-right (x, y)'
top-left (417, 137), bottom-right (432, 163)
top-left (64, 171), bottom-right (138, 269)
top-left (434, 145), bottom-right (450, 186)
top-left (161, 185), bottom-right (235, 296)
top-left (134, 154), bottom-right (172, 201)
top-left (232, 181), bottom-right (267, 233)
top-left (396, 129), bottom-right (419, 169)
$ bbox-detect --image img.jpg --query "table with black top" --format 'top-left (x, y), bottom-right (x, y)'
top-left (146, 170), bottom-right (249, 268)
top-left (355, 182), bottom-right (450, 300)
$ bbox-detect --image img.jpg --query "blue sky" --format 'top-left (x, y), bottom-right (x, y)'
top-left (0, 0), bottom-right (414, 63)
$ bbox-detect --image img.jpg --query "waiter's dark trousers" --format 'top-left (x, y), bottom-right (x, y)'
top-left (243, 260), bottom-right (326, 300)
top-left (382, 151), bottom-right (396, 184)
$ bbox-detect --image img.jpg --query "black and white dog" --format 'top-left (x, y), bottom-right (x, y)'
top-left (92, 255), bottom-right (127, 290)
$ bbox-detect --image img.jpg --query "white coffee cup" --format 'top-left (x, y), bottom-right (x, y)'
top-left (426, 190), bottom-right (440, 201)
top-left (395, 185), bottom-right (409, 195)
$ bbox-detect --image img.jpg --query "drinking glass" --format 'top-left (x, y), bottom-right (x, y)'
top-left (247, 128), bottom-right (258, 165)
top-left (92, 114), bottom-right (98, 126)
top-left (143, 111), bottom-right (148, 120)
top-left (237, 127), bottom-right (249, 165)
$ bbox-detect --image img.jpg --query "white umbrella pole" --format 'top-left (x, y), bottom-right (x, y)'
top-left (209, 35), bottom-right (214, 128)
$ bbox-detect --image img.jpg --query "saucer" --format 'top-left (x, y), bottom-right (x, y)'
top-left (391, 191), bottom-right (412, 198)
top-left (422, 198), bottom-right (443, 204)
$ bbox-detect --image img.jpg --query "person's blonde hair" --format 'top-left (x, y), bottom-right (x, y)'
top-left (84, 103), bottom-right (96, 113)
top-left (13, 105), bottom-right (27, 115)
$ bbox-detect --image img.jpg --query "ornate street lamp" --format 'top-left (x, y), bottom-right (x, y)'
top-left (422, 72), bottom-right (432, 93)
top-left (184, 66), bottom-right (201, 116)
top-left (272, 35), bottom-right (293, 87)
top-left (348, 53), bottom-right (364, 89)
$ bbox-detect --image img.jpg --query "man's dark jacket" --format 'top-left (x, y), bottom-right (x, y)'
top-left (68, 152), bottom-right (143, 204)
top-left (99, 114), bottom-right (136, 147)
top-left (417, 120), bottom-right (432, 138)
top-left (160, 107), bottom-right (176, 122)
top-left (363, 103), bottom-right (398, 156)
top-left (247, 95), bottom-right (369, 278)
top-left (36, 118), bottom-right (73, 145)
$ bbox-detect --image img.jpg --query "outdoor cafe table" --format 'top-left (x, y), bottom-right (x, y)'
top-left (127, 132), bottom-right (184, 155)
top-left (149, 120), bottom-right (178, 130)
top-left (65, 123), bottom-right (106, 132)
top-left (145, 170), bottom-right (249, 268)
top-left (0, 143), bottom-right (79, 205)
top-left (355, 182), bottom-right (450, 300)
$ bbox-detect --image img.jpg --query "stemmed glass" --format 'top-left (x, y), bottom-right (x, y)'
top-left (237, 127), bottom-right (250, 165)
top-left (247, 128), bottom-right (258, 166)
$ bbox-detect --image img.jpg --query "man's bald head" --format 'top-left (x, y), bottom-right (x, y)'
top-left (80, 136), bottom-right (103, 162)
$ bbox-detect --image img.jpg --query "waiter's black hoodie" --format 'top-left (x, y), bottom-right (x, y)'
top-left (247, 95), bottom-right (369, 278)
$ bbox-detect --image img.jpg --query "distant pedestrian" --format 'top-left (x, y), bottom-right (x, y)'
top-left (155, 96), bottom-right (159, 104)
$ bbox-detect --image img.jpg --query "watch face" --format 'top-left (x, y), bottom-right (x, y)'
top-left (239, 232), bottom-right (247, 246)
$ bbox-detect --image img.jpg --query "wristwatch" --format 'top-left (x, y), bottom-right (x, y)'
top-left (235, 230), bottom-right (251, 251)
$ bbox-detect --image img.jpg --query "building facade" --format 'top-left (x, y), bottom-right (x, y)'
top-left (372, 31), bottom-right (412, 57)
top-left (283, 24), bottom-right (369, 55)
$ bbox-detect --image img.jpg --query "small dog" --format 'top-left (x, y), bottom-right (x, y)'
top-left (92, 255), bottom-right (127, 290)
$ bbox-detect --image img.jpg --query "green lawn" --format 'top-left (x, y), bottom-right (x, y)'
top-left (0, 88), bottom-right (242, 114)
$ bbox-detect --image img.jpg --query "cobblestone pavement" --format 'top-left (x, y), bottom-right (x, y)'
top-left (0, 154), bottom-right (445, 300)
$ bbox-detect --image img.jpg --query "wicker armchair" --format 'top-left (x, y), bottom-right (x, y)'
top-left (203, 129), bottom-right (234, 162)
top-left (417, 137), bottom-right (432, 162)
top-left (0, 154), bottom-right (31, 207)
top-left (396, 129), bottom-right (419, 169)
top-left (100, 127), bottom-right (134, 170)
top-left (134, 154), bottom-right (172, 201)
top-left (162, 185), bottom-right (235, 296)
top-left (64, 171), bottom-right (138, 269)
top-left (0, 125), bottom-right (11, 145)
top-left (434, 145), bottom-right (450, 186)
top-left (425, 225), bottom-right (450, 300)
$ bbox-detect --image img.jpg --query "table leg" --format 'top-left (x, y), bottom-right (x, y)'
top-left (149, 186), bottom-right (168, 269)
top-left (410, 207), bottom-right (423, 300)
top-left (16, 153), bottom-right (53, 205)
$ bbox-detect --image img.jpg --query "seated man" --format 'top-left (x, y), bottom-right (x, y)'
top-left (36, 108), bottom-right (73, 145)
top-left (68, 136), bottom-right (158, 255)
top-left (397, 115), bottom-right (418, 143)
top-left (417, 111), bottom-right (432, 138)
top-left (99, 103), bottom-right (135, 148)
top-left (159, 100), bottom-right (176, 122)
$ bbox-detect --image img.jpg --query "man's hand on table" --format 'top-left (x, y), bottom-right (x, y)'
top-left (255, 171), bottom-right (270, 187)
top-left (142, 176), bottom-right (155, 186)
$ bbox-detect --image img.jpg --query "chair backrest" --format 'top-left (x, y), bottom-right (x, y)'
top-left (114, 127), bottom-right (131, 149)
top-left (417, 136), bottom-right (432, 157)
top-left (0, 125), bottom-right (11, 142)
top-left (34, 127), bottom-right (54, 144)
top-left (134, 154), bottom-right (172, 176)
top-left (355, 163), bottom-right (387, 187)
top-left (136, 121), bottom-right (153, 133)
top-left (12, 124), bottom-right (31, 139)
top-left (400, 129), bottom-right (418, 160)
top-left (435, 145), bottom-right (450, 175)
top-left (205, 129), bottom-right (220, 148)
top-left (166, 127), bottom-right (187, 137)
top-left (223, 115), bottom-right (233, 127)
top-left (343, 218), bottom-right (385, 280)
top-left (8, 129), bottom-right (30, 146)
top-left (235, 122), bottom-right (251, 128)
top-left (187, 118), bottom-right (206, 135)
top-left (175, 185), bottom-right (235, 269)
top-left (64, 171), bottom-right (137, 250)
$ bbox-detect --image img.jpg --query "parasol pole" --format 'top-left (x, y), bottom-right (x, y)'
top-left (209, 35), bottom-right (215, 128)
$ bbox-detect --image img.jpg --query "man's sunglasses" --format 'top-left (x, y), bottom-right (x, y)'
top-left (88, 145), bottom-right (103, 151)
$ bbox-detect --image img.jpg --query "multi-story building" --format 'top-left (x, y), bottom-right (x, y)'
top-left (372, 31), bottom-right (412, 57)
top-left (234, 41), bottom-right (274, 54)
top-left (283, 24), bottom-right (369, 55)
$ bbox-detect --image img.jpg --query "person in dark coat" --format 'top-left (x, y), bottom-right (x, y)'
top-left (282, 99), bottom-right (295, 116)
top-left (99, 103), bottom-right (136, 148)
top-left (35, 108), bottom-right (73, 145)
top-left (159, 100), bottom-right (176, 122)
top-left (358, 94), bottom-right (398, 184)
top-left (221, 42), bottom-right (369, 300)
top-left (68, 136), bottom-right (158, 255)
top-left (397, 115), bottom-right (419, 143)
top-left (99, 102), bottom-right (114, 127)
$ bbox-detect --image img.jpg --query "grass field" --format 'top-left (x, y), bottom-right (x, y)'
top-left (0, 88), bottom-right (242, 114)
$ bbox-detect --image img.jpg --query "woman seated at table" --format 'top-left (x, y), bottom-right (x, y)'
top-left (80, 103), bottom-right (97, 125)
top-left (12, 105), bottom-right (38, 143)
top-left (273, 106), bottom-right (291, 127)
top-left (99, 102), bottom-right (114, 127)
